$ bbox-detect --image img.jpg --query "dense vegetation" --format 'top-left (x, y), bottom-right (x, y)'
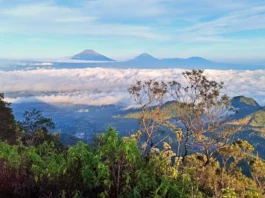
top-left (0, 70), bottom-right (265, 198)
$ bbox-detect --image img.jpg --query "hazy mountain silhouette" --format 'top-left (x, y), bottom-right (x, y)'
top-left (120, 53), bottom-right (260, 69)
top-left (5, 50), bottom-right (262, 70)
top-left (130, 53), bottom-right (158, 62)
top-left (71, 49), bottom-right (114, 61)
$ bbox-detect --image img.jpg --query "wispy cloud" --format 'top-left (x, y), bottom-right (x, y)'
top-left (181, 6), bottom-right (265, 35)
top-left (0, 1), bottom-right (168, 40)
top-left (2, 0), bottom-right (265, 40)
top-left (54, 17), bottom-right (97, 23)
top-left (161, 5), bottom-right (264, 45)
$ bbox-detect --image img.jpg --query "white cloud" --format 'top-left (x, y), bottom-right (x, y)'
top-left (5, 92), bottom-right (128, 106)
top-left (76, 109), bottom-right (89, 113)
top-left (1, 68), bottom-right (264, 106)
top-left (30, 62), bottom-right (53, 66)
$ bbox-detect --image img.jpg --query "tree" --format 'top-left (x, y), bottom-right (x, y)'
top-left (168, 70), bottom-right (239, 165)
top-left (18, 109), bottom-right (58, 146)
top-left (0, 93), bottom-right (17, 144)
top-left (249, 156), bottom-right (265, 193)
top-left (129, 70), bottom-right (242, 165)
top-left (128, 80), bottom-right (168, 155)
top-left (18, 109), bottom-right (55, 135)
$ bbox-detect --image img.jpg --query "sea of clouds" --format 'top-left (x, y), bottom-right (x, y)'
top-left (0, 68), bottom-right (264, 106)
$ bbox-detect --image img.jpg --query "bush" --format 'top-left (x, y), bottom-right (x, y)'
top-left (0, 127), bottom-right (264, 197)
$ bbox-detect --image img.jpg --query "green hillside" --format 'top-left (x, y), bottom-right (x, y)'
top-left (237, 96), bottom-right (260, 106)
top-left (230, 110), bottom-right (265, 135)
top-left (117, 97), bottom-right (265, 158)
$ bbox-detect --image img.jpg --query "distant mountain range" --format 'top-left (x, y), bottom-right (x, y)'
top-left (68, 50), bottom-right (264, 70)
top-left (123, 53), bottom-right (217, 68)
top-left (71, 50), bottom-right (215, 66)
top-left (0, 49), bottom-right (264, 70)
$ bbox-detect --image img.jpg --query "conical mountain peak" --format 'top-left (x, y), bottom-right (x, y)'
top-left (134, 53), bottom-right (157, 60)
top-left (71, 49), bottom-right (114, 61)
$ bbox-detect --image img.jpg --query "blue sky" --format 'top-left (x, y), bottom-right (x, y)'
top-left (1, 0), bottom-right (265, 63)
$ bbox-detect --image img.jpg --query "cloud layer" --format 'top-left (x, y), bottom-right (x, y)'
top-left (1, 68), bottom-right (264, 106)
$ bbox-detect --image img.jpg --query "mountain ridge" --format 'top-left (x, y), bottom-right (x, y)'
top-left (71, 49), bottom-right (215, 64)
top-left (53, 49), bottom-right (265, 70)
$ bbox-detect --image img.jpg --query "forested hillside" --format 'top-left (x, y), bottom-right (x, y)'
top-left (117, 96), bottom-right (265, 159)
top-left (0, 70), bottom-right (265, 198)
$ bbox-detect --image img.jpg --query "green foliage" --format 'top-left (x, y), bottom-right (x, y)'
top-left (1, 128), bottom-right (264, 197)
top-left (1, 105), bottom-right (265, 197)
top-left (67, 141), bottom-right (109, 190)
top-left (0, 141), bottom-right (21, 168)
top-left (222, 187), bottom-right (237, 198)
top-left (0, 127), bottom-right (211, 197)
top-left (251, 110), bottom-right (265, 127)
top-left (249, 157), bottom-right (265, 193)
top-left (0, 93), bottom-right (17, 144)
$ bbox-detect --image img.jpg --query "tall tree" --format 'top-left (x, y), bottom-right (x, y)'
top-left (129, 70), bottom-right (242, 165)
top-left (168, 70), bottom-right (237, 164)
top-left (18, 109), bottom-right (58, 146)
top-left (128, 80), bottom-right (168, 155)
top-left (18, 109), bottom-right (55, 135)
top-left (0, 93), bottom-right (17, 144)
